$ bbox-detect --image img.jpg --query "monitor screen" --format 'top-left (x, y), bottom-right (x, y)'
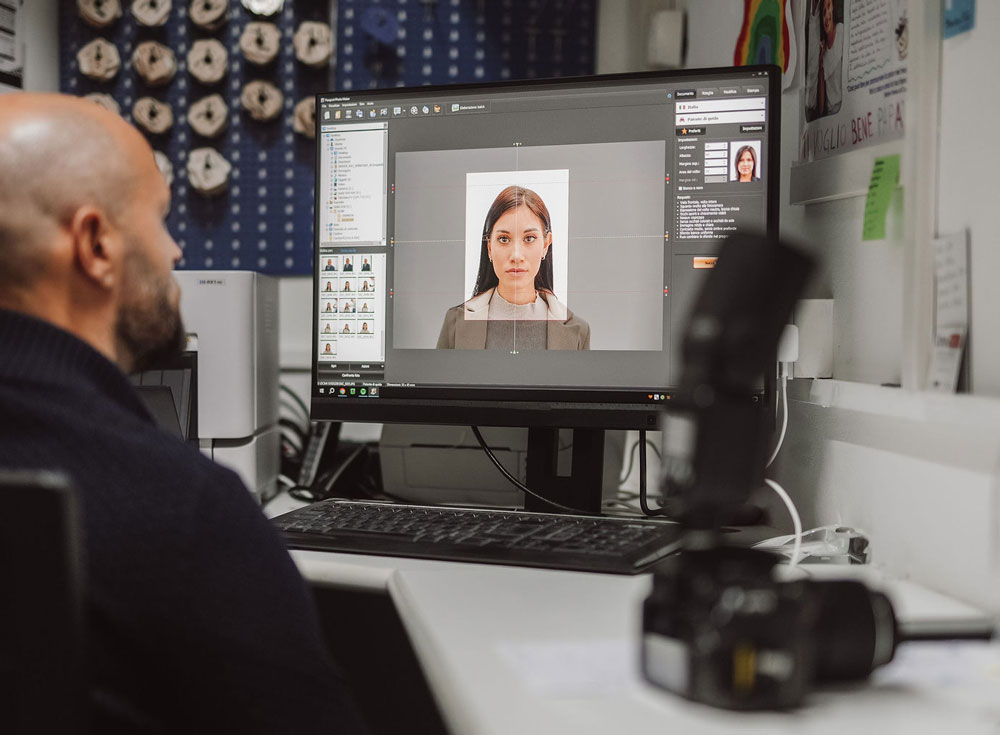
top-left (310, 66), bottom-right (780, 430)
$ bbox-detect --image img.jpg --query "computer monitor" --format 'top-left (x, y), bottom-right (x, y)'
top-left (310, 66), bottom-right (780, 513)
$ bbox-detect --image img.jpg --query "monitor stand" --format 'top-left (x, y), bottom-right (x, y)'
top-left (524, 428), bottom-right (605, 515)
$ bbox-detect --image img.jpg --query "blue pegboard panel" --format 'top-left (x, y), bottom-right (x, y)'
top-left (59, 0), bottom-right (596, 275)
top-left (336, 0), bottom-right (597, 89)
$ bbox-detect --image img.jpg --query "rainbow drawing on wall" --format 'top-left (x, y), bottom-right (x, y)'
top-left (733, 0), bottom-right (792, 72)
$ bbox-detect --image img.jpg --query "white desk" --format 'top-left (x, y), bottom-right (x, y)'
top-left (291, 549), bottom-right (1000, 734)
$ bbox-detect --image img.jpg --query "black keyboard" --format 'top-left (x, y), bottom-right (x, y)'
top-left (273, 500), bottom-right (683, 574)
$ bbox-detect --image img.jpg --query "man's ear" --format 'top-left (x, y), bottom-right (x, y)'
top-left (69, 206), bottom-right (120, 290)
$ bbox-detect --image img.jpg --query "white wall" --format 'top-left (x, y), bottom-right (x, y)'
top-left (937, 4), bottom-right (1000, 395)
top-left (685, 0), bottom-right (910, 385)
top-left (18, 0), bottom-right (58, 92)
top-left (660, 0), bottom-right (1000, 611)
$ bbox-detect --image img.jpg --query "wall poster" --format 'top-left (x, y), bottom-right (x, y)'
top-left (733, 0), bottom-right (797, 90)
top-left (799, 0), bottom-right (908, 163)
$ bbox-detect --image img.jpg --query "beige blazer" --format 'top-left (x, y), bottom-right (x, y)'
top-left (436, 288), bottom-right (591, 350)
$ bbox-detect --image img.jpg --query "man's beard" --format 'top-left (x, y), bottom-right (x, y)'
top-left (114, 248), bottom-right (185, 374)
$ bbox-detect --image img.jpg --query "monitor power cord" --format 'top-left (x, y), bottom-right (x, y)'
top-left (470, 426), bottom-right (601, 516)
top-left (637, 430), bottom-right (667, 517)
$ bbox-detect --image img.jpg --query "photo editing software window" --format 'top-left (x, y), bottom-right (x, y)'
top-left (313, 68), bottom-right (775, 406)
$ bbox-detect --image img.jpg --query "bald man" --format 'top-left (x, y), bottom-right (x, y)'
top-left (0, 95), bottom-right (365, 733)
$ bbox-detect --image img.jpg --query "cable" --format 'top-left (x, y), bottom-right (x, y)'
top-left (289, 443), bottom-right (369, 503)
top-left (619, 435), bottom-right (662, 485)
top-left (764, 478), bottom-right (802, 567)
top-left (766, 369), bottom-right (789, 468)
top-left (637, 430), bottom-right (666, 516)
top-left (320, 443), bottom-right (368, 495)
top-left (470, 426), bottom-right (600, 516)
top-left (280, 384), bottom-right (310, 423)
top-left (278, 418), bottom-right (305, 452)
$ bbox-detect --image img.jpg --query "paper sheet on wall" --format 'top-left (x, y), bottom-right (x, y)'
top-left (861, 154), bottom-right (899, 241)
top-left (926, 231), bottom-right (969, 392)
top-left (798, 0), bottom-right (908, 162)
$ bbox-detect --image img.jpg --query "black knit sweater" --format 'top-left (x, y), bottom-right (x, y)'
top-left (0, 308), bottom-right (364, 733)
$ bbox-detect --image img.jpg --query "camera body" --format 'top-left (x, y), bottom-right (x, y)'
top-left (641, 545), bottom-right (898, 709)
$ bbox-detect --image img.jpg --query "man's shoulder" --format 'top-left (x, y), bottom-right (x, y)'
top-left (58, 388), bottom-right (245, 494)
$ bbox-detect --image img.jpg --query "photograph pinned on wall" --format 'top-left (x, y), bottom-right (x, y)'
top-left (464, 169), bottom-right (570, 309)
top-left (799, 0), bottom-right (908, 162)
top-left (803, 0), bottom-right (845, 122)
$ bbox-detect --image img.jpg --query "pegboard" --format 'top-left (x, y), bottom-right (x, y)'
top-left (59, 0), bottom-right (596, 276)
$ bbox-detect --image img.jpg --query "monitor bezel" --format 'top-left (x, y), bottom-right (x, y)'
top-left (310, 65), bottom-right (781, 430)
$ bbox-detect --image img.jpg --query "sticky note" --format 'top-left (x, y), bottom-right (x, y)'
top-left (862, 154), bottom-right (900, 241)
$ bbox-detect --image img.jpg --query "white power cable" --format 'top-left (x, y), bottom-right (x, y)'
top-left (764, 478), bottom-right (802, 567)
top-left (765, 369), bottom-right (789, 468)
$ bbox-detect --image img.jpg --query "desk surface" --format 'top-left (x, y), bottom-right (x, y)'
top-left (291, 549), bottom-right (1000, 734)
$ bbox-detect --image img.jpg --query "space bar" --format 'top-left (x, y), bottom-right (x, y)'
top-left (292, 528), bottom-right (417, 540)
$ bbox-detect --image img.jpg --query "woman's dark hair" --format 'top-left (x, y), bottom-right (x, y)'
top-left (734, 145), bottom-right (758, 180)
top-left (471, 185), bottom-right (554, 298)
top-left (819, 0), bottom-right (844, 44)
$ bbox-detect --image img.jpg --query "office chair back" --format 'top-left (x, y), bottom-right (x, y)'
top-left (0, 470), bottom-right (88, 734)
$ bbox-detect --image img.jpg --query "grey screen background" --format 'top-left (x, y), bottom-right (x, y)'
top-left (393, 141), bottom-right (665, 353)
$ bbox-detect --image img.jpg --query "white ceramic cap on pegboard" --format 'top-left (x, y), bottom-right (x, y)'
top-left (189, 94), bottom-right (229, 137)
top-left (294, 21), bottom-right (333, 68)
top-left (187, 39), bottom-right (228, 85)
top-left (131, 0), bottom-right (172, 27)
top-left (84, 93), bottom-right (121, 116)
top-left (132, 41), bottom-right (177, 86)
top-left (240, 80), bottom-right (282, 121)
top-left (77, 38), bottom-right (121, 81)
top-left (189, 0), bottom-right (229, 30)
top-left (154, 151), bottom-right (174, 187)
top-left (133, 96), bottom-right (174, 134)
top-left (240, 22), bottom-right (281, 65)
top-left (78, 0), bottom-right (123, 28)
top-left (187, 147), bottom-right (231, 196)
top-left (241, 0), bottom-right (283, 15)
top-left (292, 96), bottom-right (315, 138)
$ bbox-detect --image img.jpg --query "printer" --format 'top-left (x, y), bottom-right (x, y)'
top-left (171, 271), bottom-right (281, 502)
top-left (380, 425), bottom-right (625, 508)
